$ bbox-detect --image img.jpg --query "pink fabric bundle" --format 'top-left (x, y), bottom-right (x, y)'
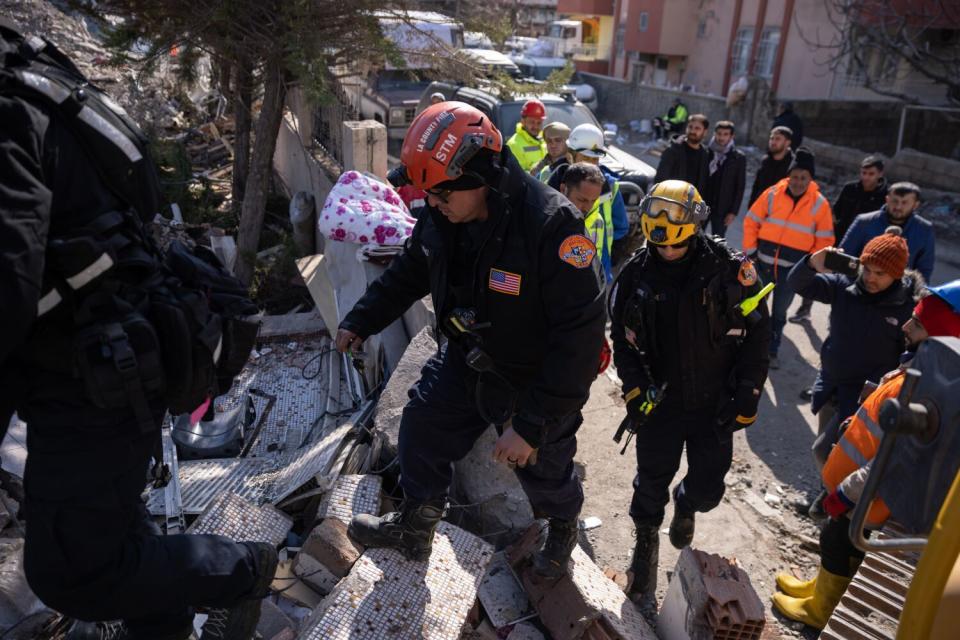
top-left (319, 171), bottom-right (415, 246)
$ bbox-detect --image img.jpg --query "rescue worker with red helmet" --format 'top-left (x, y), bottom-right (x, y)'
top-left (506, 98), bottom-right (547, 173)
top-left (609, 180), bottom-right (771, 615)
top-left (335, 102), bottom-right (606, 577)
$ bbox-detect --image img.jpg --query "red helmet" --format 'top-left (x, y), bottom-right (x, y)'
top-left (400, 101), bottom-right (503, 191)
top-left (520, 99), bottom-right (546, 119)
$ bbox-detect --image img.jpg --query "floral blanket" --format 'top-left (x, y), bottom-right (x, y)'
top-left (318, 170), bottom-right (415, 245)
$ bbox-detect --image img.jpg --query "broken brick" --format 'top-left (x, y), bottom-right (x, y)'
top-left (658, 547), bottom-right (765, 640)
top-left (300, 517), bottom-right (363, 578)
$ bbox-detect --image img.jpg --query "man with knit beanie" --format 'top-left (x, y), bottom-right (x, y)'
top-left (787, 228), bottom-right (923, 469)
top-left (772, 279), bottom-right (960, 631)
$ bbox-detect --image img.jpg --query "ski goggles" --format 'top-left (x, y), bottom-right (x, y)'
top-left (639, 195), bottom-right (706, 224)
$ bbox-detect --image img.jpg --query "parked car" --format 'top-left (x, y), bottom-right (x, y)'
top-left (416, 81), bottom-right (655, 233)
top-left (509, 54), bottom-right (598, 112)
top-left (456, 48), bottom-right (524, 80)
top-left (463, 31), bottom-right (494, 49)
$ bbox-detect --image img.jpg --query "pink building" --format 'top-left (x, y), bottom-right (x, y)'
top-left (559, 0), bottom-right (957, 103)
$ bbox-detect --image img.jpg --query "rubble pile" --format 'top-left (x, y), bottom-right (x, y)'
top-left (5, 0), bottom-right (187, 133)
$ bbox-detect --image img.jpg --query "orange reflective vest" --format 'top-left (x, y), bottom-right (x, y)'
top-left (743, 178), bottom-right (835, 274)
top-left (822, 372), bottom-right (902, 526)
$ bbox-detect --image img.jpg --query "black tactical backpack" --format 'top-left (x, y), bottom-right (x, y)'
top-left (1, 20), bottom-right (258, 430)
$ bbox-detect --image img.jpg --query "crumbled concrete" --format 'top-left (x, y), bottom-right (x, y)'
top-left (373, 326), bottom-right (437, 460)
top-left (453, 426), bottom-right (535, 544)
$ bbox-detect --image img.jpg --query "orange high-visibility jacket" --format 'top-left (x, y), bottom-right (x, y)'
top-left (822, 371), bottom-right (902, 526)
top-left (743, 178), bottom-right (834, 273)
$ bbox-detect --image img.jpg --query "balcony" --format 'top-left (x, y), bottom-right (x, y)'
top-left (556, 0), bottom-right (614, 15)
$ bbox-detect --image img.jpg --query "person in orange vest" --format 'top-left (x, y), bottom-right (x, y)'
top-left (772, 283), bottom-right (960, 630)
top-left (743, 147), bottom-right (834, 369)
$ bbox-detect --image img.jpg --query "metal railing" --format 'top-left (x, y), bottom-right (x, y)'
top-left (313, 70), bottom-right (359, 168)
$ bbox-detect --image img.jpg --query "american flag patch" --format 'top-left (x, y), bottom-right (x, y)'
top-left (489, 268), bottom-right (522, 295)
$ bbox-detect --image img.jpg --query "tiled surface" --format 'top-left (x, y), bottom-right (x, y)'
top-left (298, 522), bottom-right (494, 640)
top-left (317, 474), bottom-right (382, 525)
top-left (187, 491), bottom-right (292, 545)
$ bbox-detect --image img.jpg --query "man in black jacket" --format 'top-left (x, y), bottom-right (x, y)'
top-left (336, 102), bottom-right (606, 578)
top-left (748, 126), bottom-right (795, 208)
top-left (704, 120), bottom-right (746, 238)
top-left (0, 24), bottom-right (276, 640)
top-left (790, 155), bottom-right (888, 323)
top-left (653, 113), bottom-right (711, 195)
top-left (610, 179), bottom-right (770, 614)
top-left (832, 156), bottom-right (888, 243)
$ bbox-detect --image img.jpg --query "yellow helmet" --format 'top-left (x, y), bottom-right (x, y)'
top-left (639, 180), bottom-right (710, 246)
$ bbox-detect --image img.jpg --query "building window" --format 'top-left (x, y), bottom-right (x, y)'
top-left (730, 27), bottom-right (754, 78)
top-left (639, 12), bottom-right (649, 32)
top-left (615, 25), bottom-right (626, 55)
top-left (755, 27), bottom-right (781, 79)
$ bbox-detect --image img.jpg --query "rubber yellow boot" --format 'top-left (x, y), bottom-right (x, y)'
top-left (775, 572), bottom-right (817, 598)
top-left (772, 567), bottom-right (851, 629)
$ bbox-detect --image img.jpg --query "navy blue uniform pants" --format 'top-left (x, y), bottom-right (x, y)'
top-left (630, 406), bottom-right (733, 526)
top-left (20, 382), bottom-right (263, 638)
top-left (398, 345), bottom-right (585, 522)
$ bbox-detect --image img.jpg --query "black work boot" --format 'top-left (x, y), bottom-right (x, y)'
top-left (532, 517), bottom-right (580, 578)
top-left (669, 485), bottom-right (696, 549)
top-left (348, 499), bottom-right (446, 561)
top-left (200, 542), bottom-right (279, 640)
top-left (627, 523), bottom-right (660, 622)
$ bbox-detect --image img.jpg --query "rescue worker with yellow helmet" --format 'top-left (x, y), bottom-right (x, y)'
top-left (608, 179), bottom-right (772, 617)
top-left (548, 123), bottom-right (629, 281)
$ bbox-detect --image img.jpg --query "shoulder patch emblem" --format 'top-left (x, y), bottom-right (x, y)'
top-left (558, 234), bottom-right (596, 269)
top-left (738, 258), bottom-right (758, 286)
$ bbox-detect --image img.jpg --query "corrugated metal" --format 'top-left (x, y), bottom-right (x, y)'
top-left (820, 530), bottom-right (919, 640)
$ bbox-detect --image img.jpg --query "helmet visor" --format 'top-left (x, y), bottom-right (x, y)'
top-left (640, 196), bottom-right (693, 224)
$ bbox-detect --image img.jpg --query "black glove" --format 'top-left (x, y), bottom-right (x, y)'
top-left (624, 386), bottom-right (646, 422)
top-left (718, 383), bottom-right (761, 434)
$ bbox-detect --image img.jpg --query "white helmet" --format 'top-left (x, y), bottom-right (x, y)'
top-left (567, 123), bottom-right (607, 158)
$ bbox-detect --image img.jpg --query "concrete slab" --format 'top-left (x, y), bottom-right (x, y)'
top-left (373, 326), bottom-right (436, 461)
top-left (477, 552), bottom-right (532, 630)
top-left (298, 522), bottom-right (494, 640)
top-left (317, 474), bottom-right (382, 526)
top-left (452, 426), bottom-right (534, 543)
top-left (187, 491), bottom-right (292, 545)
top-left (507, 522), bottom-right (656, 640)
top-left (506, 622), bottom-right (545, 640)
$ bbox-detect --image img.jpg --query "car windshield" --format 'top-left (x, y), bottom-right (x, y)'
top-left (376, 70), bottom-right (431, 91)
top-left (498, 101), bottom-right (599, 136)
